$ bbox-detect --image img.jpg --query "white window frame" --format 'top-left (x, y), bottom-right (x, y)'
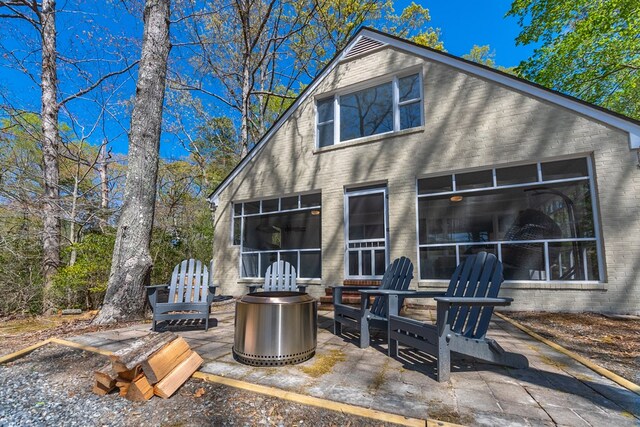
top-left (315, 70), bottom-right (424, 149)
top-left (415, 157), bottom-right (604, 283)
top-left (344, 186), bottom-right (390, 279)
top-left (233, 193), bottom-right (322, 279)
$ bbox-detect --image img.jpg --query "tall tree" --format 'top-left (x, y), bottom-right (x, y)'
top-left (0, 0), bottom-right (138, 312)
top-left (94, 0), bottom-right (171, 323)
top-left (507, 0), bottom-right (640, 119)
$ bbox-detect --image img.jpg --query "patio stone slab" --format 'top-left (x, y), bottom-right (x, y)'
top-left (65, 307), bottom-right (640, 426)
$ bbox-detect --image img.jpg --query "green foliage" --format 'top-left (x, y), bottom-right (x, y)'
top-left (52, 233), bottom-right (115, 309)
top-left (507, 0), bottom-right (640, 119)
top-left (462, 45), bottom-right (517, 75)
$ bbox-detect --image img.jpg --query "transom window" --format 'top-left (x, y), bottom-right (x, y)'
top-left (232, 193), bottom-right (321, 279)
top-left (316, 72), bottom-right (422, 148)
top-left (416, 158), bottom-right (602, 282)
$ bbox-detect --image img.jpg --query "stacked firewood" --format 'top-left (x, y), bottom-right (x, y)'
top-left (92, 332), bottom-right (203, 401)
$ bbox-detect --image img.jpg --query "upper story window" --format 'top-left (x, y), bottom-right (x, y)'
top-left (316, 72), bottom-right (422, 148)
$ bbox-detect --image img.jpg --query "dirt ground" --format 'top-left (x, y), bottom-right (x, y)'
top-left (506, 311), bottom-right (640, 384)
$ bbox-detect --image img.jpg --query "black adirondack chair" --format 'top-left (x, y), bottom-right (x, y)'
top-left (387, 252), bottom-right (529, 382)
top-left (332, 256), bottom-right (414, 349)
top-left (147, 259), bottom-right (218, 331)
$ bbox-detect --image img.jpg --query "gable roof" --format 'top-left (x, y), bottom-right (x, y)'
top-left (208, 26), bottom-right (640, 205)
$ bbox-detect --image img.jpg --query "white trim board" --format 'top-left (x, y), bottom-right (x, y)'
top-left (208, 27), bottom-right (640, 205)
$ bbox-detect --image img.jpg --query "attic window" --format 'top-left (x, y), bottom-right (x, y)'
top-left (316, 72), bottom-right (422, 148)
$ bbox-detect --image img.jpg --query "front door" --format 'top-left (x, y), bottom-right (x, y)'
top-left (345, 186), bottom-right (389, 279)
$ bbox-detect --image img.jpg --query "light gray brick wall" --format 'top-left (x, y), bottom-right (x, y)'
top-left (212, 46), bottom-right (640, 314)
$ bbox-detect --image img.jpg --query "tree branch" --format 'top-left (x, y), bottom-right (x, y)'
top-left (58, 60), bottom-right (139, 106)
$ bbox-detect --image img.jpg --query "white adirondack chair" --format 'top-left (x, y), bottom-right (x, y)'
top-left (248, 260), bottom-right (307, 293)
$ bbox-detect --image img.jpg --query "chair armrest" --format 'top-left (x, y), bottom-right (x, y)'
top-left (359, 289), bottom-right (446, 298)
top-left (434, 296), bottom-right (513, 307)
top-left (146, 284), bottom-right (169, 290)
top-left (247, 284), bottom-right (263, 293)
top-left (332, 286), bottom-right (379, 305)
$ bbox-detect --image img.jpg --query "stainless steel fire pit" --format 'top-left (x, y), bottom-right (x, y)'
top-left (233, 291), bottom-right (317, 366)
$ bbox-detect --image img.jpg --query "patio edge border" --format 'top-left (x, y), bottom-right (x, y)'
top-left (1, 337), bottom-right (462, 427)
top-left (495, 312), bottom-right (640, 396)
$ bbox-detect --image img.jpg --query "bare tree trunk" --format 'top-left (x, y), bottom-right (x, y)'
top-left (41, 0), bottom-right (60, 313)
top-left (98, 142), bottom-right (109, 232)
top-left (94, 0), bottom-right (170, 324)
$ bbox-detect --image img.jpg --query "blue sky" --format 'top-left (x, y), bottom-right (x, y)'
top-left (0, 1), bottom-right (536, 159)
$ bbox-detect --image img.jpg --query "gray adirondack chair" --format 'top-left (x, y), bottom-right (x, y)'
top-left (147, 259), bottom-right (218, 331)
top-left (332, 256), bottom-right (414, 349)
top-left (387, 252), bottom-right (529, 382)
top-left (248, 260), bottom-right (307, 293)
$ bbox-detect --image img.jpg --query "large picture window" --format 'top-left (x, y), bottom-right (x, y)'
top-left (233, 193), bottom-right (321, 279)
top-left (417, 158), bottom-right (602, 282)
top-left (316, 72), bottom-right (422, 148)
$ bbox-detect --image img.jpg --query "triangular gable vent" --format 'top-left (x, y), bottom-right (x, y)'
top-left (343, 36), bottom-right (386, 60)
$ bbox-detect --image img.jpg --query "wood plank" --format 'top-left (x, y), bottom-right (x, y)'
top-left (116, 380), bottom-right (131, 397)
top-left (153, 351), bottom-right (203, 399)
top-left (92, 381), bottom-right (115, 396)
top-left (140, 336), bottom-right (191, 384)
top-left (110, 332), bottom-right (177, 372)
top-left (117, 366), bottom-right (141, 382)
top-left (125, 374), bottom-right (154, 401)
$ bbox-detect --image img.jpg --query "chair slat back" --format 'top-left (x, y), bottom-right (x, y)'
top-left (168, 259), bottom-right (209, 303)
top-left (445, 252), bottom-right (503, 339)
top-left (370, 256), bottom-right (414, 317)
top-left (264, 260), bottom-right (297, 292)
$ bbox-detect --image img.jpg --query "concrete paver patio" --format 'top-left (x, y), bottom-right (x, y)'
top-left (69, 306), bottom-right (640, 426)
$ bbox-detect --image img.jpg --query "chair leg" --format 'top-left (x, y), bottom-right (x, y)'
top-left (205, 317), bottom-right (209, 331)
top-left (437, 328), bottom-right (451, 382)
top-left (152, 320), bottom-right (157, 332)
top-left (333, 318), bottom-right (342, 336)
top-left (388, 337), bottom-right (398, 357)
top-left (359, 317), bottom-right (370, 349)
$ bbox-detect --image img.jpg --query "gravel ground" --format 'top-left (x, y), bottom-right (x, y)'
top-left (0, 345), bottom-right (402, 427)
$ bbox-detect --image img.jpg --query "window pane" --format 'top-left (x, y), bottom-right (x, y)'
top-left (241, 254), bottom-right (258, 278)
top-left (233, 217), bottom-right (241, 245)
top-left (348, 193), bottom-right (385, 240)
top-left (459, 244), bottom-right (497, 264)
top-left (301, 193), bottom-right (321, 207)
top-left (541, 158), bottom-right (588, 181)
top-left (281, 196), bottom-right (299, 210)
top-left (418, 175), bottom-right (453, 195)
top-left (260, 252), bottom-right (278, 277)
top-left (348, 251), bottom-right (359, 276)
top-left (456, 170), bottom-right (493, 191)
top-left (243, 211), bottom-right (321, 250)
top-left (496, 164), bottom-right (538, 186)
top-left (340, 82), bottom-right (393, 141)
top-left (262, 198), bottom-right (279, 212)
top-left (549, 241), bottom-right (598, 281)
top-left (280, 251), bottom-right (298, 272)
top-left (361, 251), bottom-right (372, 276)
top-left (374, 250), bottom-right (386, 276)
top-left (399, 74), bottom-right (420, 101)
top-left (317, 98), bottom-right (334, 123)
top-left (502, 243), bottom-right (546, 280)
top-left (399, 102), bottom-right (421, 129)
top-left (318, 123), bottom-right (334, 148)
top-left (418, 181), bottom-right (595, 245)
top-left (234, 203), bottom-right (243, 216)
top-left (244, 201), bottom-right (260, 214)
top-left (420, 247), bottom-right (457, 280)
top-left (300, 251), bottom-right (321, 278)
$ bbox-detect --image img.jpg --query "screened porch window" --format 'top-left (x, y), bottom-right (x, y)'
top-left (417, 158), bottom-right (602, 282)
top-left (233, 193), bottom-right (321, 279)
top-left (316, 72), bottom-right (422, 148)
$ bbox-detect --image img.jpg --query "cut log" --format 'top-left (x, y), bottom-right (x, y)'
top-left (94, 363), bottom-right (117, 389)
top-left (116, 380), bottom-right (131, 397)
top-left (117, 366), bottom-right (141, 382)
top-left (92, 381), bottom-right (115, 396)
top-left (110, 332), bottom-right (177, 372)
top-left (125, 374), bottom-right (154, 402)
top-left (153, 351), bottom-right (203, 399)
top-left (141, 337), bottom-right (191, 384)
